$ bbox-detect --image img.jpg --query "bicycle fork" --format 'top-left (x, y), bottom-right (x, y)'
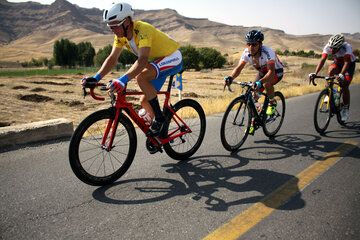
top-left (101, 108), bottom-right (121, 152)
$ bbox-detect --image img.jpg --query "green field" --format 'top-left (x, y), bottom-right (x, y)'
top-left (0, 68), bottom-right (99, 77)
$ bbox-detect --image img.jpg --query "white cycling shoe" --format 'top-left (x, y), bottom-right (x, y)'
top-left (323, 95), bottom-right (329, 103)
top-left (341, 108), bottom-right (349, 121)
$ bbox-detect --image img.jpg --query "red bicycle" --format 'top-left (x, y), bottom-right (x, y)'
top-left (69, 71), bottom-right (206, 186)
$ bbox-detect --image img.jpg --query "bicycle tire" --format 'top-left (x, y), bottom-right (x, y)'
top-left (335, 89), bottom-right (346, 126)
top-left (313, 89), bottom-right (331, 134)
top-left (69, 109), bottom-right (137, 186)
top-left (263, 91), bottom-right (286, 138)
top-left (220, 96), bottom-right (251, 152)
top-left (162, 99), bottom-right (206, 160)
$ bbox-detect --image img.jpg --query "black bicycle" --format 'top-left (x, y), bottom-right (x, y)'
top-left (220, 81), bottom-right (286, 152)
top-left (310, 75), bottom-right (345, 134)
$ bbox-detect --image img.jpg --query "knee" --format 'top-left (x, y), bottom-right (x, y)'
top-left (328, 67), bottom-right (339, 76)
top-left (139, 95), bottom-right (147, 106)
top-left (263, 81), bottom-right (273, 88)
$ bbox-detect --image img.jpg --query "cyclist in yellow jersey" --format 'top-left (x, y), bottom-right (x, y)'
top-left (81, 2), bottom-right (183, 137)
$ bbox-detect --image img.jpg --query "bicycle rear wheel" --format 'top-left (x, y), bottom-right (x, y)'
top-left (220, 96), bottom-right (251, 152)
top-left (263, 91), bottom-right (286, 138)
top-left (314, 89), bottom-right (331, 134)
top-left (335, 89), bottom-right (346, 126)
top-left (69, 109), bottom-right (137, 186)
top-left (162, 99), bottom-right (206, 160)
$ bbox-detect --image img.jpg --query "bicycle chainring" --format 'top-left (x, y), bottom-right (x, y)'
top-left (146, 138), bottom-right (160, 154)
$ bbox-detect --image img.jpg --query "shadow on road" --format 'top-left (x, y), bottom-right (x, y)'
top-left (93, 155), bottom-right (305, 211)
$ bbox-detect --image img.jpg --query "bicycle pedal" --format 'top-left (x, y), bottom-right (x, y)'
top-left (145, 138), bottom-right (163, 154)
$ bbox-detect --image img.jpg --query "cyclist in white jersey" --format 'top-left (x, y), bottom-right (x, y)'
top-left (224, 30), bottom-right (284, 117)
top-left (309, 34), bottom-right (356, 121)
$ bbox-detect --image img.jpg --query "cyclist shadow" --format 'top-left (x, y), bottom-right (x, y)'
top-left (321, 120), bottom-right (360, 138)
top-left (247, 133), bottom-right (356, 161)
top-left (93, 155), bottom-right (305, 212)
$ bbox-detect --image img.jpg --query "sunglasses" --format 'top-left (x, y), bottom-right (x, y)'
top-left (107, 19), bottom-right (126, 29)
top-left (247, 42), bottom-right (259, 47)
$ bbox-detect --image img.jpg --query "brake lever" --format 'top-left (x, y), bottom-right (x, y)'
top-left (311, 78), bottom-right (317, 86)
top-left (83, 88), bottom-right (87, 98)
top-left (223, 84), bottom-right (234, 92)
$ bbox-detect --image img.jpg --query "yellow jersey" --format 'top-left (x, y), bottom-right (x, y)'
top-left (113, 21), bottom-right (180, 62)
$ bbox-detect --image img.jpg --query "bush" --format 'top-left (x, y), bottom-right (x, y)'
top-left (180, 45), bottom-right (201, 70)
top-left (198, 47), bottom-right (226, 69)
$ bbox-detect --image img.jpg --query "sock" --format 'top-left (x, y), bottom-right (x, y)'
top-left (269, 97), bottom-right (275, 105)
top-left (148, 96), bottom-right (164, 121)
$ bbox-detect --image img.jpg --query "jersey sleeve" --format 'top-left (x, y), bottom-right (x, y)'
top-left (265, 47), bottom-right (276, 64)
top-left (113, 36), bottom-right (125, 49)
top-left (344, 43), bottom-right (353, 59)
top-left (322, 44), bottom-right (330, 57)
top-left (240, 49), bottom-right (249, 63)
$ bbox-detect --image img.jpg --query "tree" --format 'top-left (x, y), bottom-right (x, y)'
top-left (94, 44), bottom-right (112, 67)
top-left (198, 47), bottom-right (226, 69)
top-left (53, 38), bottom-right (77, 67)
top-left (118, 49), bottom-right (137, 66)
top-left (77, 42), bottom-right (95, 67)
top-left (180, 45), bottom-right (201, 70)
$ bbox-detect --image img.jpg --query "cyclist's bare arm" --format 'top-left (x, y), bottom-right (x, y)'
top-left (124, 47), bottom-right (151, 79)
top-left (314, 54), bottom-right (327, 75)
top-left (340, 58), bottom-right (351, 76)
top-left (260, 61), bottom-right (276, 83)
top-left (230, 60), bottom-right (246, 79)
top-left (98, 45), bottom-right (123, 78)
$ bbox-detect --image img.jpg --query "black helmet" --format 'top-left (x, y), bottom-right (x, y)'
top-left (245, 30), bottom-right (264, 42)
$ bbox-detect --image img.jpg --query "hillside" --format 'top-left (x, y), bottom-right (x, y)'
top-left (0, 0), bottom-right (360, 65)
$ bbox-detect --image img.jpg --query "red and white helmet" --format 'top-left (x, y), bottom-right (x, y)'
top-left (103, 2), bottom-right (134, 23)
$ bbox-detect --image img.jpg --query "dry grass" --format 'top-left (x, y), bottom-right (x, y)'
top-left (0, 56), bottom-right (359, 128)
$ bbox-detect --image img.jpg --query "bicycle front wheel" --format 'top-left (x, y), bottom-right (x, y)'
top-left (263, 91), bottom-right (286, 138)
top-left (162, 99), bottom-right (206, 160)
top-left (220, 96), bottom-right (251, 152)
top-left (314, 89), bottom-right (331, 134)
top-left (69, 109), bottom-right (137, 186)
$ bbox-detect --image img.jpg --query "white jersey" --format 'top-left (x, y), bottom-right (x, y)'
top-left (240, 46), bottom-right (284, 74)
top-left (322, 42), bottom-right (356, 63)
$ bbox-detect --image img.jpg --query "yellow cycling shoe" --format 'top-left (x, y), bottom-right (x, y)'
top-left (247, 126), bottom-right (255, 135)
top-left (266, 106), bottom-right (275, 115)
top-left (266, 101), bottom-right (277, 115)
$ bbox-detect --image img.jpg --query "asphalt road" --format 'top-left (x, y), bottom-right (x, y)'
top-left (1, 84), bottom-right (359, 240)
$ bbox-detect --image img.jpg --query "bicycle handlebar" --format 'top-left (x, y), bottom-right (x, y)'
top-left (223, 81), bottom-right (254, 92)
top-left (83, 82), bottom-right (107, 101)
top-left (310, 75), bottom-right (336, 86)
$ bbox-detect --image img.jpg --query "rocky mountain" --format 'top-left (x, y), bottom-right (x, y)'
top-left (0, 0), bottom-right (359, 63)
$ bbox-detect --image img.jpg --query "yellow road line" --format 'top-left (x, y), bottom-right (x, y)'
top-left (203, 141), bottom-right (358, 240)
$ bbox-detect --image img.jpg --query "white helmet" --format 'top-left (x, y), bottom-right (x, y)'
top-left (103, 2), bottom-right (134, 23)
top-left (328, 34), bottom-right (344, 49)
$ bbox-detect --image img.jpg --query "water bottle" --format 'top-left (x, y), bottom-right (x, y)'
top-left (333, 88), bottom-right (340, 107)
top-left (139, 108), bottom-right (152, 126)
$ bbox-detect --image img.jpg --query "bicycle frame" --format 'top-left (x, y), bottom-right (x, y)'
top-left (313, 76), bottom-right (341, 114)
top-left (89, 74), bottom-right (192, 151)
top-left (235, 83), bottom-right (269, 127)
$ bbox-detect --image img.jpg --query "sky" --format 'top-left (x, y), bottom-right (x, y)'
top-left (8, 0), bottom-right (360, 35)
